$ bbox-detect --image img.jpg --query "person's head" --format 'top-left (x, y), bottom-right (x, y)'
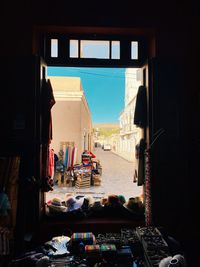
top-left (123, 197), bottom-right (144, 213)
top-left (106, 194), bottom-right (120, 206)
top-left (118, 195), bottom-right (126, 205)
top-left (101, 197), bottom-right (108, 206)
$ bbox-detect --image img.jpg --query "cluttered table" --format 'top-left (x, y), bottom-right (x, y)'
top-left (9, 227), bottom-right (187, 267)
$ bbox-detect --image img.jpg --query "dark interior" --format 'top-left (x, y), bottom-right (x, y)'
top-left (1, 2), bottom-right (200, 266)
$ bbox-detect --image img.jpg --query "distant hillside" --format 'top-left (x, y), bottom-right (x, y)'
top-left (93, 123), bottom-right (119, 128)
top-left (93, 123), bottom-right (120, 137)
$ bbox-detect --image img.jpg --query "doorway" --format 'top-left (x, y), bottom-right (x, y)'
top-left (45, 66), bottom-right (144, 203)
top-left (35, 28), bottom-right (153, 221)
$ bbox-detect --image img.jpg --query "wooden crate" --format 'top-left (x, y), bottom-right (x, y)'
top-left (93, 174), bottom-right (101, 186)
top-left (75, 176), bottom-right (91, 188)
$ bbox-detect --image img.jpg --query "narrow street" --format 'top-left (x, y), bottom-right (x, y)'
top-left (94, 147), bottom-right (143, 199)
top-left (46, 148), bottom-right (143, 202)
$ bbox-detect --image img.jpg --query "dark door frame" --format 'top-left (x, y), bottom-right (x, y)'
top-left (33, 25), bottom-right (156, 222)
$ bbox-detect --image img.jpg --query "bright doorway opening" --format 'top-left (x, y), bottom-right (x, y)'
top-left (46, 66), bottom-right (144, 205)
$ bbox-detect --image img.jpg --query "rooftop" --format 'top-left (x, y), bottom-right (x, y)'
top-left (49, 76), bottom-right (83, 92)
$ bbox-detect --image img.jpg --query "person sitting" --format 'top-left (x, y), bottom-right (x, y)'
top-left (82, 150), bottom-right (96, 164)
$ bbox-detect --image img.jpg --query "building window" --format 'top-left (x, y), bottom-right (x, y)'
top-left (80, 40), bottom-right (110, 59)
top-left (111, 41), bottom-right (120, 59)
top-left (70, 40), bottom-right (79, 58)
top-left (68, 39), bottom-right (121, 59)
top-left (131, 41), bottom-right (138, 60)
top-left (45, 34), bottom-right (146, 66)
top-left (51, 39), bottom-right (58, 58)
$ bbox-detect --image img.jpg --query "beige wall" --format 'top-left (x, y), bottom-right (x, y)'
top-left (51, 100), bottom-right (82, 162)
top-left (80, 98), bottom-right (93, 152)
top-left (49, 76), bottom-right (92, 163)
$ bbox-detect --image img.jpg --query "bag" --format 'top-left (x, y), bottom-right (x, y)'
top-left (44, 235), bottom-right (70, 257)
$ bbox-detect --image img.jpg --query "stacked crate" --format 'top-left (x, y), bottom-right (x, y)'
top-left (75, 170), bottom-right (91, 188)
top-left (93, 174), bottom-right (102, 186)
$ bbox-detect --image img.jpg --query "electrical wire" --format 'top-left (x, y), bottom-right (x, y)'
top-left (48, 67), bottom-right (140, 80)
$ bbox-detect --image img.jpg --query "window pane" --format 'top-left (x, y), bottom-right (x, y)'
top-left (51, 39), bottom-right (58, 58)
top-left (70, 40), bottom-right (79, 58)
top-left (111, 41), bottom-right (120, 59)
top-left (80, 40), bottom-right (109, 59)
top-left (131, 41), bottom-right (138, 59)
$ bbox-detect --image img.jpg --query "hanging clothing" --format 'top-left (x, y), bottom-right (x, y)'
top-left (134, 138), bottom-right (146, 186)
top-left (73, 147), bottom-right (77, 166)
top-left (0, 192), bottom-right (11, 216)
top-left (48, 148), bottom-right (55, 178)
top-left (144, 148), bottom-right (152, 226)
top-left (67, 146), bottom-right (72, 169)
top-left (63, 146), bottom-right (76, 169)
top-left (64, 147), bottom-right (68, 167)
top-left (0, 227), bottom-right (10, 255)
top-left (41, 146), bottom-right (54, 192)
top-left (42, 144), bottom-right (48, 178)
top-left (134, 85), bottom-right (147, 128)
top-left (41, 79), bottom-right (56, 192)
top-left (71, 147), bottom-right (77, 168)
top-left (41, 78), bottom-right (56, 144)
top-left (71, 147), bottom-right (75, 168)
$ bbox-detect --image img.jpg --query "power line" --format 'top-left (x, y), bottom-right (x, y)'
top-left (48, 67), bottom-right (139, 79)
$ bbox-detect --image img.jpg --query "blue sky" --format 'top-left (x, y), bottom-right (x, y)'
top-left (48, 67), bottom-right (126, 123)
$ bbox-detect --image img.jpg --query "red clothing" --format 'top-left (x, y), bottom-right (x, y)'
top-left (48, 148), bottom-right (54, 178)
top-left (82, 150), bottom-right (96, 165)
top-left (83, 150), bottom-right (96, 158)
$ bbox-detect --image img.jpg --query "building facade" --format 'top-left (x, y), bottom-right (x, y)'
top-left (118, 68), bottom-right (142, 162)
top-left (49, 76), bottom-right (93, 163)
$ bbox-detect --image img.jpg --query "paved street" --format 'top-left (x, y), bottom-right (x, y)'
top-left (46, 148), bottom-right (143, 202)
top-left (94, 147), bottom-right (143, 199)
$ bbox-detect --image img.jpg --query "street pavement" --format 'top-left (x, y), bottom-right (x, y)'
top-left (46, 147), bottom-right (143, 202)
top-left (94, 147), bottom-right (143, 199)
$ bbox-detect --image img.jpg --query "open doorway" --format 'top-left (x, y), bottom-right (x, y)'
top-left (45, 66), bottom-right (144, 205)
top-left (37, 31), bottom-right (151, 220)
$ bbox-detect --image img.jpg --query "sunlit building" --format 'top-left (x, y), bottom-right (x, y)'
top-left (49, 76), bottom-right (93, 162)
top-left (118, 68), bottom-right (142, 161)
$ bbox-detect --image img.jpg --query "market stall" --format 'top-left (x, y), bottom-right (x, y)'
top-left (54, 148), bottom-right (102, 189)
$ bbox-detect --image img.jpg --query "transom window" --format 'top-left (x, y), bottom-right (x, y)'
top-left (43, 34), bottom-right (146, 67)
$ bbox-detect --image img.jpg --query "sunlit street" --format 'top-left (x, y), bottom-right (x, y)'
top-left (46, 147), bottom-right (143, 202)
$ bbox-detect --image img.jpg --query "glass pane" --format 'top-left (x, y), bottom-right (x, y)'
top-left (131, 41), bottom-right (138, 59)
top-left (111, 41), bottom-right (120, 59)
top-left (80, 40), bottom-right (109, 59)
top-left (70, 40), bottom-right (79, 58)
top-left (51, 39), bottom-right (58, 58)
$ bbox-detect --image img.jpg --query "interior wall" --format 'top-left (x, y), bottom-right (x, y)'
top-left (1, 0), bottom-right (199, 246)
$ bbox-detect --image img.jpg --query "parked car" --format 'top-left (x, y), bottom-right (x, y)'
top-left (103, 144), bottom-right (111, 151)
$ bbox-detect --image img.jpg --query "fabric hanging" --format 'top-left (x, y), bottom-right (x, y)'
top-left (41, 78), bottom-right (56, 144)
top-left (144, 148), bottom-right (152, 226)
top-left (0, 227), bottom-right (10, 255)
top-left (71, 147), bottom-right (75, 168)
top-left (64, 146), bottom-right (69, 167)
top-left (48, 148), bottom-right (55, 178)
top-left (41, 79), bottom-right (56, 192)
top-left (0, 192), bottom-right (11, 216)
top-left (42, 144), bottom-right (48, 178)
top-left (63, 145), bottom-right (77, 169)
top-left (134, 138), bottom-right (146, 186)
top-left (73, 147), bottom-right (78, 167)
top-left (68, 146), bottom-right (72, 169)
top-left (71, 147), bottom-right (78, 168)
top-left (134, 85), bottom-right (147, 128)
